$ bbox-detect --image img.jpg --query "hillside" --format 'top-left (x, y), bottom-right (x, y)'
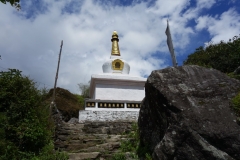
top-left (45, 87), bottom-right (84, 122)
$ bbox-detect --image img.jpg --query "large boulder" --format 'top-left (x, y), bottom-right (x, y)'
top-left (138, 65), bottom-right (240, 160)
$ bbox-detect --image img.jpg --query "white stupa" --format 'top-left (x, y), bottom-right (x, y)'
top-left (84, 31), bottom-right (146, 111)
top-left (79, 31), bottom-right (146, 122)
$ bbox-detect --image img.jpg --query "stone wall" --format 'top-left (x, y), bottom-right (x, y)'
top-left (79, 110), bottom-right (139, 122)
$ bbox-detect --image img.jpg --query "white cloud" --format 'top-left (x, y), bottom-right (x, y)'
top-left (195, 8), bottom-right (240, 43)
top-left (195, 15), bottom-right (209, 30)
top-left (196, 0), bottom-right (216, 9)
top-left (147, 0), bottom-right (190, 16)
top-left (0, 0), bottom-right (239, 93)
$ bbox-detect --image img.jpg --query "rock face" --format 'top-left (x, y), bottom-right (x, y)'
top-left (138, 65), bottom-right (240, 160)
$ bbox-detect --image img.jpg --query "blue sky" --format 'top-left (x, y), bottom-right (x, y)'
top-left (0, 0), bottom-right (240, 93)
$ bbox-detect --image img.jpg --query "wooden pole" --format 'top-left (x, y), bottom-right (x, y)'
top-left (51, 40), bottom-right (63, 107)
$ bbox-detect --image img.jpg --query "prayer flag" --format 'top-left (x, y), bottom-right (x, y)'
top-left (165, 20), bottom-right (177, 67)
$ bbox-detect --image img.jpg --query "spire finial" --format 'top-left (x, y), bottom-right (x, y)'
top-left (111, 31), bottom-right (121, 56)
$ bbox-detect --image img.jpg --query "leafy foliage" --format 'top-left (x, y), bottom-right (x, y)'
top-left (0, 69), bottom-right (68, 159)
top-left (231, 92), bottom-right (240, 123)
top-left (74, 94), bottom-right (85, 107)
top-left (0, 0), bottom-right (20, 9)
top-left (78, 82), bottom-right (90, 98)
top-left (111, 153), bottom-right (126, 160)
top-left (228, 72), bottom-right (240, 81)
top-left (120, 123), bottom-right (139, 153)
top-left (111, 123), bottom-right (152, 160)
top-left (184, 35), bottom-right (240, 74)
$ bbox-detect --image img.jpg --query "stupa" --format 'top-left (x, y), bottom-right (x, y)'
top-left (79, 31), bottom-right (146, 122)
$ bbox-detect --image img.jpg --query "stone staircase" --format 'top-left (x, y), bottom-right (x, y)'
top-left (54, 120), bottom-right (135, 160)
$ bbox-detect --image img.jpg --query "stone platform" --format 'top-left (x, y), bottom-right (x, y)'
top-left (79, 110), bottom-right (139, 123)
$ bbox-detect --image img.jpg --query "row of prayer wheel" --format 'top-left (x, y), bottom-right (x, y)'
top-left (86, 102), bottom-right (141, 108)
top-left (127, 103), bottom-right (141, 108)
top-left (98, 103), bottom-right (124, 108)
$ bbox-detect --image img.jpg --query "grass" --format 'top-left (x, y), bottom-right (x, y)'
top-left (231, 92), bottom-right (240, 124)
top-left (111, 123), bottom-right (152, 160)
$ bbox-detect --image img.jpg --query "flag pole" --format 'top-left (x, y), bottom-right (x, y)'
top-left (51, 40), bottom-right (63, 107)
top-left (165, 20), bottom-right (177, 67)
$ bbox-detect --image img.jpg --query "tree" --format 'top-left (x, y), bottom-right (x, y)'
top-left (0, 69), bottom-right (67, 159)
top-left (0, 0), bottom-right (20, 10)
top-left (78, 81), bottom-right (90, 98)
top-left (184, 35), bottom-right (240, 74)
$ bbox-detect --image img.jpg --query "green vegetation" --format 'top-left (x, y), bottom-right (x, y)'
top-left (228, 72), bottom-right (240, 81)
top-left (75, 81), bottom-right (90, 109)
top-left (231, 93), bottom-right (240, 124)
top-left (78, 82), bottom-right (90, 98)
top-left (111, 123), bottom-right (151, 160)
top-left (0, 69), bottom-right (68, 160)
top-left (44, 87), bottom-right (84, 121)
top-left (74, 94), bottom-right (85, 108)
top-left (111, 153), bottom-right (126, 160)
top-left (184, 35), bottom-right (240, 78)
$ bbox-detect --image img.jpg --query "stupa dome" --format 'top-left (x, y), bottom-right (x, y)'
top-left (102, 59), bottom-right (130, 74)
top-left (102, 31), bottom-right (130, 74)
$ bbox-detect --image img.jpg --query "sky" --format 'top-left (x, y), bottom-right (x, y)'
top-left (0, 0), bottom-right (240, 94)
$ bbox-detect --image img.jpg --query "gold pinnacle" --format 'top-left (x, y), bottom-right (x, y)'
top-left (111, 31), bottom-right (121, 56)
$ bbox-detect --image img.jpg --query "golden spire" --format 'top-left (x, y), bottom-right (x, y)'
top-left (111, 31), bottom-right (121, 56)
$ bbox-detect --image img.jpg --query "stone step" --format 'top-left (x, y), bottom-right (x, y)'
top-left (57, 133), bottom-right (126, 142)
top-left (55, 121), bottom-right (137, 159)
top-left (57, 124), bottom-right (84, 133)
top-left (68, 152), bottom-right (100, 160)
top-left (75, 142), bottom-right (121, 153)
top-left (68, 151), bottom-right (137, 160)
top-left (56, 129), bottom-right (83, 135)
top-left (57, 140), bottom-right (121, 152)
top-left (72, 139), bottom-right (104, 145)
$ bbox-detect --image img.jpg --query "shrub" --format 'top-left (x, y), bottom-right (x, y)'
top-left (74, 94), bottom-right (85, 107)
top-left (111, 153), bottom-right (126, 160)
top-left (0, 69), bottom-right (68, 159)
top-left (228, 72), bottom-right (240, 81)
top-left (184, 35), bottom-right (240, 74)
top-left (112, 123), bottom-right (152, 160)
top-left (232, 92), bottom-right (240, 119)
